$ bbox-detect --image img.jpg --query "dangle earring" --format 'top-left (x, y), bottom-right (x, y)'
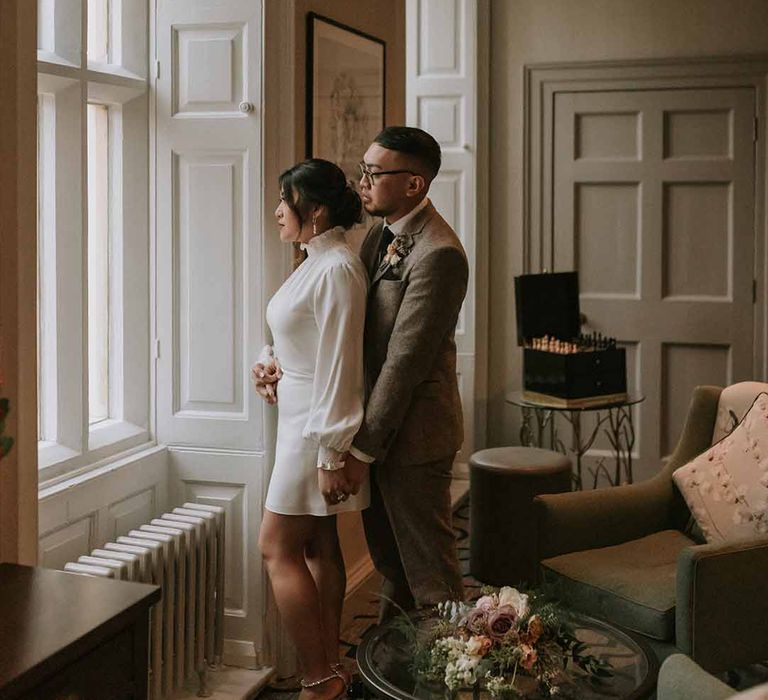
top-left (312, 215), bottom-right (317, 237)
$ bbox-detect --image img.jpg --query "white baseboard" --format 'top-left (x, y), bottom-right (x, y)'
top-left (170, 665), bottom-right (274, 700)
top-left (345, 553), bottom-right (375, 598)
top-left (223, 638), bottom-right (262, 670)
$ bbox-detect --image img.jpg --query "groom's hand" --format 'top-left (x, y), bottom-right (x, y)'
top-left (319, 469), bottom-right (352, 506)
top-left (344, 454), bottom-right (369, 495)
top-left (250, 359), bottom-right (282, 405)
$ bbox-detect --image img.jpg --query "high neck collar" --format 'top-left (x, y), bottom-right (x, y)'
top-left (301, 226), bottom-right (346, 256)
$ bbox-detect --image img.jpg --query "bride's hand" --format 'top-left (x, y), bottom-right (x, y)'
top-left (250, 359), bottom-right (282, 405)
top-left (318, 468), bottom-right (351, 506)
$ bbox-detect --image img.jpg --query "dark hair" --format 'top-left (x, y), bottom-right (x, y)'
top-left (373, 126), bottom-right (442, 181)
top-left (278, 159), bottom-right (362, 229)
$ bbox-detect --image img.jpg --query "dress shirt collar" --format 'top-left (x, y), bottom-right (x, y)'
top-left (384, 197), bottom-right (430, 237)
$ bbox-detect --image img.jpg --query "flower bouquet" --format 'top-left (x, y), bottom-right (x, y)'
top-left (395, 586), bottom-right (612, 699)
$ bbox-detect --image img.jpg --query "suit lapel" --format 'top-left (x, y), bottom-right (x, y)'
top-left (363, 222), bottom-right (386, 280)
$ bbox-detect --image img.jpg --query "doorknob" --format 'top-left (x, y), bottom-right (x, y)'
top-left (239, 101), bottom-right (254, 114)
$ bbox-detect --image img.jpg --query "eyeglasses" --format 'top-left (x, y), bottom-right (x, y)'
top-left (358, 162), bottom-right (419, 186)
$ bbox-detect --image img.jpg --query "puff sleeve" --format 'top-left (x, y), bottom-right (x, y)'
top-left (301, 259), bottom-right (368, 466)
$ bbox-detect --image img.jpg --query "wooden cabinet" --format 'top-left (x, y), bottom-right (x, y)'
top-left (0, 564), bottom-right (160, 700)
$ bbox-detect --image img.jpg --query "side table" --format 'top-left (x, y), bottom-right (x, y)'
top-left (0, 563), bottom-right (160, 700)
top-left (506, 392), bottom-right (645, 489)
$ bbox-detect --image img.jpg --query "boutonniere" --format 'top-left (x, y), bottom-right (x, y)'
top-left (383, 233), bottom-right (415, 269)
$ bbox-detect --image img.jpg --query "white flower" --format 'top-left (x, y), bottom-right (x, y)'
top-left (444, 653), bottom-right (479, 690)
top-left (498, 586), bottom-right (529, 618)
top-left (465, 635), bottom-right (491, 657)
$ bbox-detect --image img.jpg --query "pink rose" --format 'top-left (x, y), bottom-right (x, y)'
top-left (487, 605), bottom-right (519, 642)
top-left (474, 595), bottom-right (496, 612)
top-left (463, 608), bottom-right (489, 635)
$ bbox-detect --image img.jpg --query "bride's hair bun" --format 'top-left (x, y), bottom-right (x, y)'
top-left (278, 159), bottom-right (363, 229)
top-left (333, 181), bottom-right (363, 229)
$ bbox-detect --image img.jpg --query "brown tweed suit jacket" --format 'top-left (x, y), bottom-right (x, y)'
top-left (352, 201), bottom-right (468, 466)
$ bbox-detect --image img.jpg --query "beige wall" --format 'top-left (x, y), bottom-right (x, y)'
top-left (488, 0), bottom-right (768, 446)
top-left (292, 0), bottom-right (406, 161)
top-left (0, 0), bottom-right (38, 564)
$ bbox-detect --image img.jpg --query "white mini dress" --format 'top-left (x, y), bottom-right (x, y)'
top-left (264, 226), bottom-right (370, 516)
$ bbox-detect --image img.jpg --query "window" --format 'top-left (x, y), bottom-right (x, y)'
top-left (87, 103), bottom-right (110, 425)
top-left (37, 1), bottom-right (150, 483)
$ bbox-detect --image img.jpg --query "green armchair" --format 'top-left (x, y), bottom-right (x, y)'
top-left (534, 384), bottom-right (768, 673)
top-left (658, 654), bottom-right (768, 700)
top-left (657, 654), bottom-right (733, 700)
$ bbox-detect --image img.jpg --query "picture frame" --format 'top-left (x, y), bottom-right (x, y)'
top-left (306, 13), bottom-right (386, 182)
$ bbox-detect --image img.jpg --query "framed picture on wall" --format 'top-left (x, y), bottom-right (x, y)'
top-left (306, 13), bottom-right (386, 184)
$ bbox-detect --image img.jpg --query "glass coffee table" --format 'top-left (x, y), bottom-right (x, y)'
top-left (357, 613), bottom-right (658, 700)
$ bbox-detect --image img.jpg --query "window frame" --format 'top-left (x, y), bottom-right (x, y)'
top-left (37, 0), bottom-right (151, 486)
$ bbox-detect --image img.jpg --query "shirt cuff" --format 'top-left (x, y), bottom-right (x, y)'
top-left (317, 445), bottom-right (345, 470)
top-left (349, 445), bottom-right (375, 464)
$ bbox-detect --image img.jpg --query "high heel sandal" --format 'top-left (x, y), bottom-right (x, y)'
top-left (299, 669), bottom-right (348, 700)
top-left (331, 662), bottom-right (352, 688)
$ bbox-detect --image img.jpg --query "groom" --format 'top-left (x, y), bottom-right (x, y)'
top-left (343, 126), bottom-right (467, 620)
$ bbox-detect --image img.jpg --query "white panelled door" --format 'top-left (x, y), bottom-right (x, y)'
top-left (155, 0), bottom-right (267, 667)
top-left (552, 87), bottom-right (756, 480)
top-left (406, 0), bottom-right (480, 469)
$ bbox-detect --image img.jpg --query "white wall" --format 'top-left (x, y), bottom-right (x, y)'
top-left (488, 0), bottom-right (768, 447)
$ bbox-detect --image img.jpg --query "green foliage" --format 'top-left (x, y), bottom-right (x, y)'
top-left (400, 586), bottom-right (613, 699)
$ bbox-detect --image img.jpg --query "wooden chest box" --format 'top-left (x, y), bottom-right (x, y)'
top-left (514, 271), bottom-right (627, 407)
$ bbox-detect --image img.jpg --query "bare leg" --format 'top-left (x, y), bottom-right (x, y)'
top-left (304, 515), bottom-right (347, 668)
top-left (259, 511), bottom-right (346, 700)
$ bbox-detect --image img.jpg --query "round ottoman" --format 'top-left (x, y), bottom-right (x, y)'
top-left (469, 447), bottom-right (571, 587)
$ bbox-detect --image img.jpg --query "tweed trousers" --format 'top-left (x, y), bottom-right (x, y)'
top-left (362, 455), bottom-right (465, 622)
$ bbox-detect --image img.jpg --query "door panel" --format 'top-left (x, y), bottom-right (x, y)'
top-left (155, 0), bottom-right (266, 667)
top-left (553, 87), bottom-right (755, 480)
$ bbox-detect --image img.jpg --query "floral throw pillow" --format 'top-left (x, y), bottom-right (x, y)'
top-left (673, 392), bottom-right (768, 543)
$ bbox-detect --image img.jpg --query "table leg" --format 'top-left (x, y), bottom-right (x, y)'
top-left (604, 403), bottom-right (636, 485)
top-left (563, 410), bottom-right (608, 490)
top-left (519, 407), bottom-right (535, 447)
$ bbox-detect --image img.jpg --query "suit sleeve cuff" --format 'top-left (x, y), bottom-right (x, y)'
top-left (349, 445), bottom-right (375, 463)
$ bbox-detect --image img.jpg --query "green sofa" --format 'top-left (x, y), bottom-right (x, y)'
top-left (658, 654), bottom-right (733, 700)
top-left (658, 654), bottom-right (768, 700)
top-left (534, 384), bottom-right (768, 673)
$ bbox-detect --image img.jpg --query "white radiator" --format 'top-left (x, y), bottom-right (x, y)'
top-left (63, 502), bottom-right (226, 699)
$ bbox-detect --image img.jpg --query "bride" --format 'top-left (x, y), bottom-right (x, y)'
top-left (254, 159), bottom-right (369, 700)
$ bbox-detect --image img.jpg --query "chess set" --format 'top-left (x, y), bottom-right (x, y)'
top-left (514, 271), bottom-right (628, 408)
